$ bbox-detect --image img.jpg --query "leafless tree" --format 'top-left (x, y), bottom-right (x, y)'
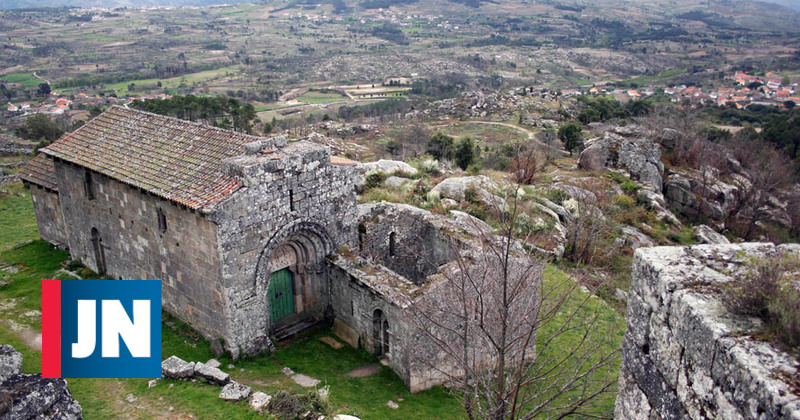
top-left (724, 138), bottom-right (794, 239)
top-left (411, 188), bottom-right (620, 420)
top-left (396, 124), bottom-right (431, 160)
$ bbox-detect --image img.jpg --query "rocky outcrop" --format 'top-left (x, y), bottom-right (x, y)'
top-left (578, 129), bottom-right (664, 192)
top-left (616, 243), bottom-right (800, 420)
top-left (663, 168), bottom-right (738, 227)
top-left (637, 187), bottom-right (681, 226)
top-left (0, 345), bottom-right (82, 420)
top-left (0, 344), bottom-right (23, 384)
top-left (357, 159), bottom-right (418, 175)
top-left (693, 224), bottom-right (730, 245)
top-left (429, 175), bottom-right (508, 210)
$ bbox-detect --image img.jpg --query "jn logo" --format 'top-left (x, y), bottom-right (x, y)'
top-left (42, 280), bottom-right (161, 378)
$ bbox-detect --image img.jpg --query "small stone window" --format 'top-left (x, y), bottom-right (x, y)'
top-left (289, 189), bottom-right (295, 212)
top-left (389, 232), bottom-right (396, 257)
top-left (83, 170), bottom-right (95, 200)
top-left (157, 207), bottom-right (167, 233)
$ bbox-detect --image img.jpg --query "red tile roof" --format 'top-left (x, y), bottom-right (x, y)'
top-left (19, 153), bottom-right (58, 192)
top-left (40, 105), bottom-right (266, 210)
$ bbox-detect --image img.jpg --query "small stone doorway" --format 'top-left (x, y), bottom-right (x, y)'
top-left (269, 268), bottom-right (295, 323)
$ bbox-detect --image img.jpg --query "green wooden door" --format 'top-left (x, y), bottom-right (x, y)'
top-left (268, 269), bottom-right (295, 322)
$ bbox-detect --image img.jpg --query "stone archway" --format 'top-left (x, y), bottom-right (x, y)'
top-left (254, 221), bottom-right (333, 330)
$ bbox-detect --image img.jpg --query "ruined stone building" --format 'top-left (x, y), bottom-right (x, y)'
top-left (20, 106), bottom-right (506, 391)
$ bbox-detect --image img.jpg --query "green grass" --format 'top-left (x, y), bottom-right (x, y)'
top-left (0, 184), bottom-right (39, 251)
top-left (438, 122), bottom-right (528, 144)
top-left (1, 72), bottom-right (42, 88)
top-left (0, 181), bottom-right (623, 418)
top-left (296, 91), bottom-right (348, 104)
top-left (98, 66), bottom-right (240, 96)
top-left (532, 266), bottom-right (624, 417)
top-left (620, 68), bottom-right (688, 87)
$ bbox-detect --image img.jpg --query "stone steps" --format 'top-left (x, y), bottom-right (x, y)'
top-left (272, 318), bottom-right (320, 342)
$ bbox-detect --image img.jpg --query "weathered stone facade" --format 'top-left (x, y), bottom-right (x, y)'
top-left (20, 106), bottom-right (510, 392)
top-left (52, 159), bottom-right (228, 339)
top-left (29, 185), bottom-right (67, 249)
top-left (210, 139), bottom-right (359, 356)
top-left (616, 243), bottom-right (800, 419)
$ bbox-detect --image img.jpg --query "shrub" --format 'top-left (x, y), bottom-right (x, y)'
top-left (416, 158), bottom-right (441, 175)
top-left (620, 179), bottom-right (640, 195)
top-left (454, 137), bottom-right (476, 170)
top-left (612, 194), bottom-right (634, 210)
top-left (545, 188), bottom-right (569, 206)
top-left (269, 390), bottom-right (331, 420)
top-left (723, 255), bottom-right (800, 349)
top-left (464, 184), bottom-right (480, 204)
top-left (364, 171), bottom-right (386, 189)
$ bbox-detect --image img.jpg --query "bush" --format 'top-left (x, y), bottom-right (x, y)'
top-left (269, 390), bottom-right (331, 420)
top-left (464, 184), bottom-right (480, 204)
top-left (454, 137), bottom-right (476, 170)
top-left (612, 194), bottom-right (634, 210)
top-left (545, 188), bottom-right (569, 206)
top-left (723, 255), bottom-right (800, 349)
top-left (620, 179), bottom-right (640, 195)
top-left (364, 171), bottom-right (386, 189)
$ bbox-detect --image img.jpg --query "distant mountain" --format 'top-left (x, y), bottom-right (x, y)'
top-left (0, 0), bottom-right (257, 9)
top-left (756, 0), bottom-right (800, 11)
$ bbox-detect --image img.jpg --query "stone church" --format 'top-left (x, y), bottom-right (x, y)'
top-left (20, 105), bottom-right (508, 392)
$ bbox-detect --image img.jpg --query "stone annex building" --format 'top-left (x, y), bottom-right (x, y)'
top-left (20, 105), bottom-right (496, 392)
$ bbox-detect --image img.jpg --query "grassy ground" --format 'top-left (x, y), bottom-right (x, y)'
top-left (0, 183), bottom-right (41, 251)
top-left (437, 122), bottom-right (528, 144)
top-left (296, 91), bottom-right (348, 104)
top-left (620, 68), bottom-right (688, 87)
top-left (72, 66), bottom-right (241, 96)
top-left (0, 182), bottom-right (624, 419)
top-left (1, 72), bottom-right (42, 89)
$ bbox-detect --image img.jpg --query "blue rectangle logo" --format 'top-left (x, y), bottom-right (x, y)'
top-left (43, 280), bottom-right (162, 378)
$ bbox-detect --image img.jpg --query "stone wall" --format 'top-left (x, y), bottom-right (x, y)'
top-left (29, 185), bottom-right (67, 249)
top-left (616, 243), bottom-right (800, 419)
top-left (357, 203), bottom-right (456, 285)
top-left (53, 159), bottom-right (227, 340)
top-left (328, 256), bottom-right (415, 388)
top-left (211, 140), bottom-right (359, 357)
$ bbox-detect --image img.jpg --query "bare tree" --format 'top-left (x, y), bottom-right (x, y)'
top-left (725, 139), bottom-right (794, 240)
top-left (561, 186), bottom-right (616, 266)
top-left (396, 124), bottom-right (431, 160)
top-left (511, 143), bottom-right (545, 185)
top-left (411, 188), bottom-right (620, 420)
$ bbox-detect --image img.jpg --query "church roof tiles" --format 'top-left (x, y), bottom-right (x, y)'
top-left (37, 105), bottom-right (266, 210)
top-left (19, 153), bottom-right (58, 192)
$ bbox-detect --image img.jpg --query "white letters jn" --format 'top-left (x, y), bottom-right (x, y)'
top-left (72, 300), bottom-right (151, 358)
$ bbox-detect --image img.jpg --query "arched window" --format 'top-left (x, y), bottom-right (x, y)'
top-left (373, 309), bottom-right (384, 356)
top-left (83, 170), bottom-right (95, 200)
top-left (157, 207), bottom-right (167, 233)
top-left (90, 228), bottom-right (106, 275)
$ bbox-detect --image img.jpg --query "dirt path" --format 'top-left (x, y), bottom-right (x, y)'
top-left (468, 120), bottom-right (536, 140)
top-left (32, 72), bottom-right (50, 86)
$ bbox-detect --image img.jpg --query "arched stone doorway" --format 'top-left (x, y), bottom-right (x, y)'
top-left (255, 221), bottom-right (333, 332)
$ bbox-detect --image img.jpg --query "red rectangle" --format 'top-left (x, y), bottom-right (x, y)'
top-left (42, 280), bottom-right (61, 378)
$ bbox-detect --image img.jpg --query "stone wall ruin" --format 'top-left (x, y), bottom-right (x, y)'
top-left (616, 243), bottom-right (800, 419)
